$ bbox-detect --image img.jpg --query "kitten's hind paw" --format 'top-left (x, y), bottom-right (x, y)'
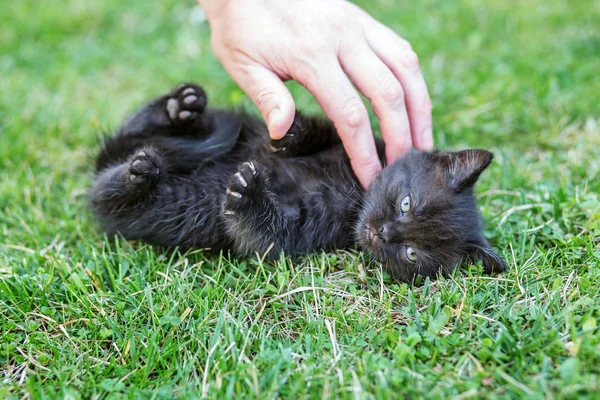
top-left (222, 161), bottom-right (266, 216)
top-left (128, 148), bottom-right (162, 184)
top-left (166, 83), bottom-right (207, 125)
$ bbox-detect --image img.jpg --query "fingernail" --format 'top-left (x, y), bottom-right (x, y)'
top-left (267, 108), bottom-right (281, 138)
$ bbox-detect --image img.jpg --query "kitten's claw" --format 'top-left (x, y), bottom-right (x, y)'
top-left (234, 172), bottom-right (248, 188)
top-left (222, 161), bottom-right (266, 217)
top-left (270, 145), bottom-right (286, 153)
top-left (243, 162), bottom-right (257, 175)
top-left (269, 131), bottom-right (296, 156)
top-left (226, 188), bottom-right (242, 199)
top-left (269, 114), bottom-right (310, 157)
top-left (166, 83), bottom-right (207, 125)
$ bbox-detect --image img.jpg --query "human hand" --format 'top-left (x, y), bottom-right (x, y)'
top-left (199, 0), bottom-right (433, 188)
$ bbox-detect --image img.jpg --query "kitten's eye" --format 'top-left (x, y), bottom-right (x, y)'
top-left (400, 195), bottom-right (411, 214)
top-left (405, 247), bottom-right (417, 263)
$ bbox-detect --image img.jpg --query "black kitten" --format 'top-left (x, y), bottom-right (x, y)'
top-left (358, 150), bottom-right (507, 282)
top-left (91, 83), bottom-right (506, 282)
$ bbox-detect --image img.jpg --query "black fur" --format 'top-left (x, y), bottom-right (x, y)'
top-left (91, 83), bottom-right (506, 282)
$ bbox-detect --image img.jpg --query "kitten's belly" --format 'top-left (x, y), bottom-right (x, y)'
top-left (269, 155), bottom-right (363, 248)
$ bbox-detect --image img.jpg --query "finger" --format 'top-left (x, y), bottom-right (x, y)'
top-left (339, 43), bottom-right (412, 164)
top-left (365, 24), bottom-right (433, 151)
top-left (227, 64), bottom-right (296, 139)
top-left (300, 61), bottom-right (382, 188)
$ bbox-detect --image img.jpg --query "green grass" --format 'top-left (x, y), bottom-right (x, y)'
top-left (1, 0), bottom-right (599, 398)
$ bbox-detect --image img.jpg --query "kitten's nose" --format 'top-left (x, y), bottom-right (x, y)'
top-left (376, 224), bottom-right (390, 243)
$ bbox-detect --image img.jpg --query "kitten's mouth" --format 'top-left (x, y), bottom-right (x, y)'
top-left (364, 223), bottom-right (379, 245)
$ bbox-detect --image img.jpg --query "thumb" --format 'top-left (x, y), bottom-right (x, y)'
top-left (231, 65), bottom-right (296, 139)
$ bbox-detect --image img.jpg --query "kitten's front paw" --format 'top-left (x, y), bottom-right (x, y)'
top-left (166, 83), bottom-right (207, 125)
top-left (128, 148), bottom-right (162, 184)
top-left (269, 133), bottom-right (295, 156)
top-left (269, 115), bottom-right (303, 156)
top-left (223, 162), bottom-right (266, 216)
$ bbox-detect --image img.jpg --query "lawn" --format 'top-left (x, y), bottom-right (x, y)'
top-left (1, 0), bottom-right (599, 398)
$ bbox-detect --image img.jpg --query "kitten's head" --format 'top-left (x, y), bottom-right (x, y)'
top-left (357, 148), bottom-right (506, 283)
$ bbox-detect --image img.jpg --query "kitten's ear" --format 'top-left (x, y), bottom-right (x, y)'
top-left (466, 240), bottom-right (507, 274)
top-left (436, 149), bottom-right (493, 192)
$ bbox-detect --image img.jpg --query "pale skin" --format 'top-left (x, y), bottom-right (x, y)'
top-left (199, 0), bottom-right (433, 188)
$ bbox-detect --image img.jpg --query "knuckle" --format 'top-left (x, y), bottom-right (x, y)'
top-left (378, 76), bottom-right (405, 105)
top-left (298, 34), bottom-right (330, 57)
top-left (328, 16), bottom-right (346, 33)
top-left (323, 7), bottom-right (351, 33)
top-left (255, 87), bottom-right (278, 109)
top-left (339, 98), bottom-right (368, 130)
top-left (398, 49), bottom-right (420, 70)
top-left (294, 55), bottom-right (319, 81)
